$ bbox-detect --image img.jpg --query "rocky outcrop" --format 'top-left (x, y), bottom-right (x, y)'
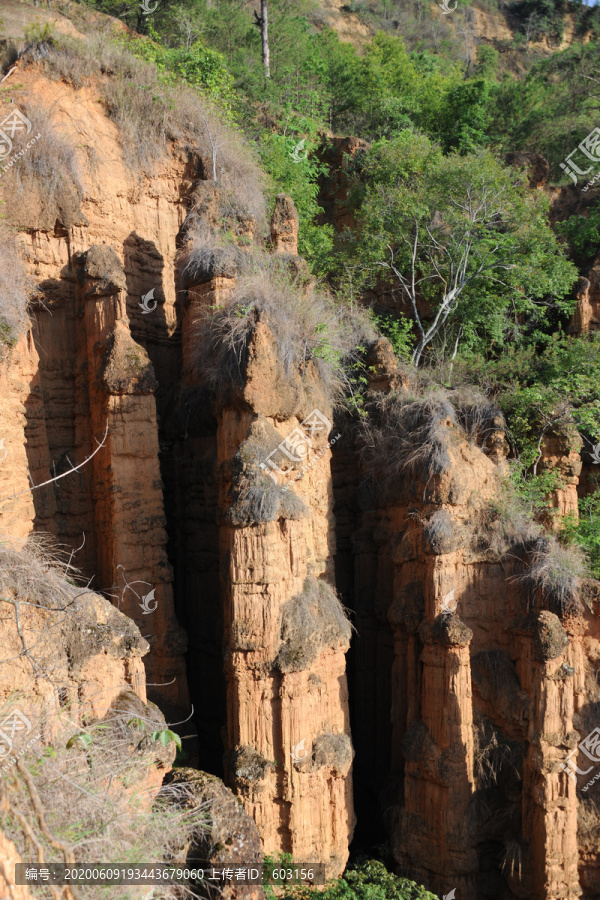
top-left (568, 268), bottom-right (600, 335)
top-left (270, 194), bottom-right (299, 255)
top-left (318, 136), bottom-right (369, 233)
top-left (538, 429), bottom-right (583, 521)
top-left (166, 767), bottom-right (265, 900)
top-left (76, 244), bottom-right (188, 716)
top-left (506, 151), bottom-right (550, 189)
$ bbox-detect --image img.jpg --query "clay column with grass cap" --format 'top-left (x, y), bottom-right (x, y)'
top-left (519, 610), bottom-right (580, 900)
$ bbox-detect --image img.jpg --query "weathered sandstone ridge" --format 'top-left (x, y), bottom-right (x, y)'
top-left (333, 349), bottom-right (600, 899)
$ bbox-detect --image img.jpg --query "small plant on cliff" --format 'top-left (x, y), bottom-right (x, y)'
top-left (24, 19), bottom-right (57, 45)
top-left (562, 489), bottom-right (600, 580)
top-left (524, 535), bottom-right (588, 616)
top-left (152, 728), bottom-right (183, 749)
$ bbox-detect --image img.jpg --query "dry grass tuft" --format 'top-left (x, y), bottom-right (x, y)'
top-left (226, 473), bottom-right (307, 526)
top-left (524, 536), bottom-right (588, 616)
top-left (473, 717), bottom-right (522, 791)
top-left (0, 696), bottom-right (206, 898)
top-left (0, 226), bottom-right (36, 344)
top-left (1, 102), bottom-right (84, 231)
top-left (181, 227), bottom-right (247, 286)
top-left (578, 796), bottom-right (600, 848)
top-left (276, 576), bottom-right (352, 673)
top-left (472, 481), bottom-right (541, 561)
top-left (224, 417), bottom-right (308, 526)
top-left (0, 535), bottom-right (87, 609)
top-left (0, 539), bottom-right (206, 897)
top-left (192, 257), bottom-right (374, 402)
top-left (358, 385), bottom-right (501, 489)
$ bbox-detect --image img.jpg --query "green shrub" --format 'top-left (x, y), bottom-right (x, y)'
top-left (562, 490), bottom-right (600, 580)
top-left (372, 313), bottom-right (414, 363)
top-left (264, 856), bottom-right (438, 899)
top-left (452, 336), bottom-right (600, 467)
top-left (259, 130), bottom-right (334, 275)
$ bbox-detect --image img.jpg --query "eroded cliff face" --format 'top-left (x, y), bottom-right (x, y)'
top-left (2, 52), bottom-right (600, 899)
top-left (332, 350), bottom-right (600, 900)
top-left (0, 60), bottom-right (355, 877)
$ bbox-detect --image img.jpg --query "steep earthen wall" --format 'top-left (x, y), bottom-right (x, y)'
top-left (333, 353), bottom-right (600, 899)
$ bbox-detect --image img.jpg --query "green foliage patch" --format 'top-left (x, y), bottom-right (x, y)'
top-left (263, 856), bottom-right (438, 900)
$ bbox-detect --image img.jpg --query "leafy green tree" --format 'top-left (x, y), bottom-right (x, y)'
top-left (347, 134), bottom-right (577, 365)
top-left (436, 78), bottom-right (493, 152)
top-left (259, 130), bottom-right (333, 273)
top-left (556, 206), bottom-right (600, 264)
top-left (563, 490), bottom-right (600, 578)
top-left (489, 40), bottom-right (600, 175)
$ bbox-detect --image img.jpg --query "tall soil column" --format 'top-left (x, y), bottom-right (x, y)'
top-left (519, 612), bottom-right (580, 900)
top-left (180, 264), bottom-right (355, 873)
top-left (79, 244), bottom-right (189, 715)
